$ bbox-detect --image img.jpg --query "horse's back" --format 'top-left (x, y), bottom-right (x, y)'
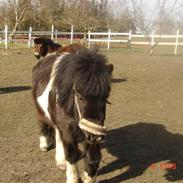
top-left (57, 43), bottom-right (87, 55)
top-left (32, 55), bottom-right (57, 97)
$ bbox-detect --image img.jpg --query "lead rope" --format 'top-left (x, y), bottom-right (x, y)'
top-left (74, 91), bottom-right (82, 120)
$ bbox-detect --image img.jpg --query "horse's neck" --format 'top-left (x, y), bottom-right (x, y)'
top-left (46, 52), bottom-right (57, 57)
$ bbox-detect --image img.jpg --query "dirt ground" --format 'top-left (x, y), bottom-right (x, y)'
top-left (1, 48), bottom-right (183, 183)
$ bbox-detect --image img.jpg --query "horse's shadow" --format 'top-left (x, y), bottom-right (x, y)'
top-left (99, 122), bottom-right (183, 182)
top-left (0, 86), bottom-right (31, 94)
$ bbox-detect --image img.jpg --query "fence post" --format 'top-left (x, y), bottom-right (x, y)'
top-left (28, 27), bottom-right (32, 48)
top-left (128, 30), bottom-right (132, 52)
top-left (88, 30), bottom-right (91, 48)
top-left (4, 25), bottom-right (8, 50)
top-left (150, 30), bottom-right (155, 55)
top-left (51, 25), bottom-right (54, 40)
top-left (71, 25), bottom-right (74, 44)
top-left (174, 30), bottom-right (179, 55)
top-left (55, 29), bottom-right (58, 43)
top-left (107, 29), bottom-right (111, 50)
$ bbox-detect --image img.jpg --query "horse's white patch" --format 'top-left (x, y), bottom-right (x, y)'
top-left (66, 161), bottom-right (79, 183)
top-left (82, 171), bottom-right (96, 183)
top-left (37, 80), bottom-right (52, 119)
top-left (37, 53), bottom-right (68, 120)
top-left (34, 52), bottom-right (39, 56)
top-left (34, 52), bottom-right (57, 59)
top-left (46, 52), bottom-right (57, 57)
top-left (55, 127), bottom-right (66, 169)
top-left (39, 135), bottom-right (48, 151)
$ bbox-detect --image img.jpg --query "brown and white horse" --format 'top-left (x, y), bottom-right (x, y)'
top-left (32, 48), bottom-right (113, 183)
top-left (33, 37), bottom-right (86, 60)
top-left (33, 37), bottom-right (62, 59)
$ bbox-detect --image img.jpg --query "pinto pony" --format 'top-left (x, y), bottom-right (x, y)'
top-left (34, 37), bottom-right (86, 60)
top-left (32, 48), bottom-right (113, 183)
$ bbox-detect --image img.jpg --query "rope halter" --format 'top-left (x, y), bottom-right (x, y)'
top-left (73, 87), bottom-right (106, 136)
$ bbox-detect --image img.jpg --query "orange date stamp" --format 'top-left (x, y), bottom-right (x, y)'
top-left (149, 163), bottom-right (176, 170)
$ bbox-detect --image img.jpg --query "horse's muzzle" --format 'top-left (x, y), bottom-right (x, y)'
top-left (34, 53), bottom-right (41, 60)
top-left (84, 131), bottom-right (105, 144)
top-left (78, 119), bottom-right (106, 144)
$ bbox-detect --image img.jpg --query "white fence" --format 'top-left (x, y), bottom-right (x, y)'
top-left (0, 25), bottom-right (183, 55)
top-left (88, 29), bottom-right (183, 55)
top-left (0, 25), bottom-right (82, 49)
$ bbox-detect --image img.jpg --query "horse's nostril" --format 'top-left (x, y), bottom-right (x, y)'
top-left (84, 131), bottom-right (105, 144)
top-left (97, 136), bottom-right (103, 142)
top-left (96, 136), bottom-right (105, 143)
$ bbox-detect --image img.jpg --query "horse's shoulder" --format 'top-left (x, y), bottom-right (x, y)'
top-left (32, 55), bottom-right (57, 79)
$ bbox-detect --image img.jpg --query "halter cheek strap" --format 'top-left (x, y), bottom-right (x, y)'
top-left (74, 88), bottom-right (106, 136)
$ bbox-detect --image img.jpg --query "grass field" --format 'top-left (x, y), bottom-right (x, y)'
top-left (1, 47), bottom-right (183, 183)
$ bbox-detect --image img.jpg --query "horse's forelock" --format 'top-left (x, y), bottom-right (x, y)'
top-left (54, 49), bottom-right (112, 109)
top-left (34, 37), bottom-right (55, 45)
top-left (73, 49), bottom-right (112, 99)
top-left (34, 37), bottom-right (46, 45)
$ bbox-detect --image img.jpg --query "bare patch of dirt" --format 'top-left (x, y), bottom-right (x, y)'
top-left (1, 49), bottom-right (183, 183)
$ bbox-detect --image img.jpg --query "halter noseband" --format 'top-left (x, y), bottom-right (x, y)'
top-left (73, 87), bottom-right (106, 136)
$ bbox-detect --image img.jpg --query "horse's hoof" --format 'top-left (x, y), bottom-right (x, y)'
top-left (81, 172), bottom-right (96, 183)
top-left (47, 143), bottom-right (55, 151)
top-left (57, 163), bottom-right (66, 170)
top-left (78, 178), bottom-right (83, 183)
top-left (40, 147), bottom-right (48, 152)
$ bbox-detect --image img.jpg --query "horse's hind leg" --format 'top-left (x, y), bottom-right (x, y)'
top-left (39, 123), bottom-right (55, 151)
top-left (82, 143), bottom-right (101, 183)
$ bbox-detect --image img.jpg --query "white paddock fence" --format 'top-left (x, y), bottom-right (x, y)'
top-left (0, 25), bottom-right (82, 49)
top-left (0, 25), bottom-right (183, 55)
top-left (88, 29), bottom-right (183, 55)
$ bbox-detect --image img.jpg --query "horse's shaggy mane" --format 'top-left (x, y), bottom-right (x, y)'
top-left (34, 37), bottom-right (62, 49)
top-left (54, 48), bottom-right (112, 114)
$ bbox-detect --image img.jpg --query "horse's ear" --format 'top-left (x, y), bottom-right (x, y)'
top-left (34, 38), bottom-right (38, 44)
top-left (106, 64), bottom-right (113, 74)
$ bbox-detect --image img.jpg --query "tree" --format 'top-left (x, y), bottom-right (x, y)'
top-left (62, 0), bottom-right (109, 41)
top-left (2, 0), bottom-right (28, 40)
top-left (130, 0), bottom-right (179, 54)
top-left (108, 8), bottom-right (136, 32)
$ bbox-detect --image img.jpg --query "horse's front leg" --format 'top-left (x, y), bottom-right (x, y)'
top-left (59, 125), bottom-right (81, 183)
top-left (82, 143), bottom-right (101, 183)
top-left (55, 126), bottom-right (66, 170)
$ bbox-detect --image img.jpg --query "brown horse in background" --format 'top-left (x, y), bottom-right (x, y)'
top-left (33, 37), bottom-right (86, 60)
top-left (33, 37), bottom-right (62, 59)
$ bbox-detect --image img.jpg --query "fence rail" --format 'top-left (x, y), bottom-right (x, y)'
top-left (0, 25), bottom-right (183, 55)
top-left (88, 29), bottom-right (182, 54)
